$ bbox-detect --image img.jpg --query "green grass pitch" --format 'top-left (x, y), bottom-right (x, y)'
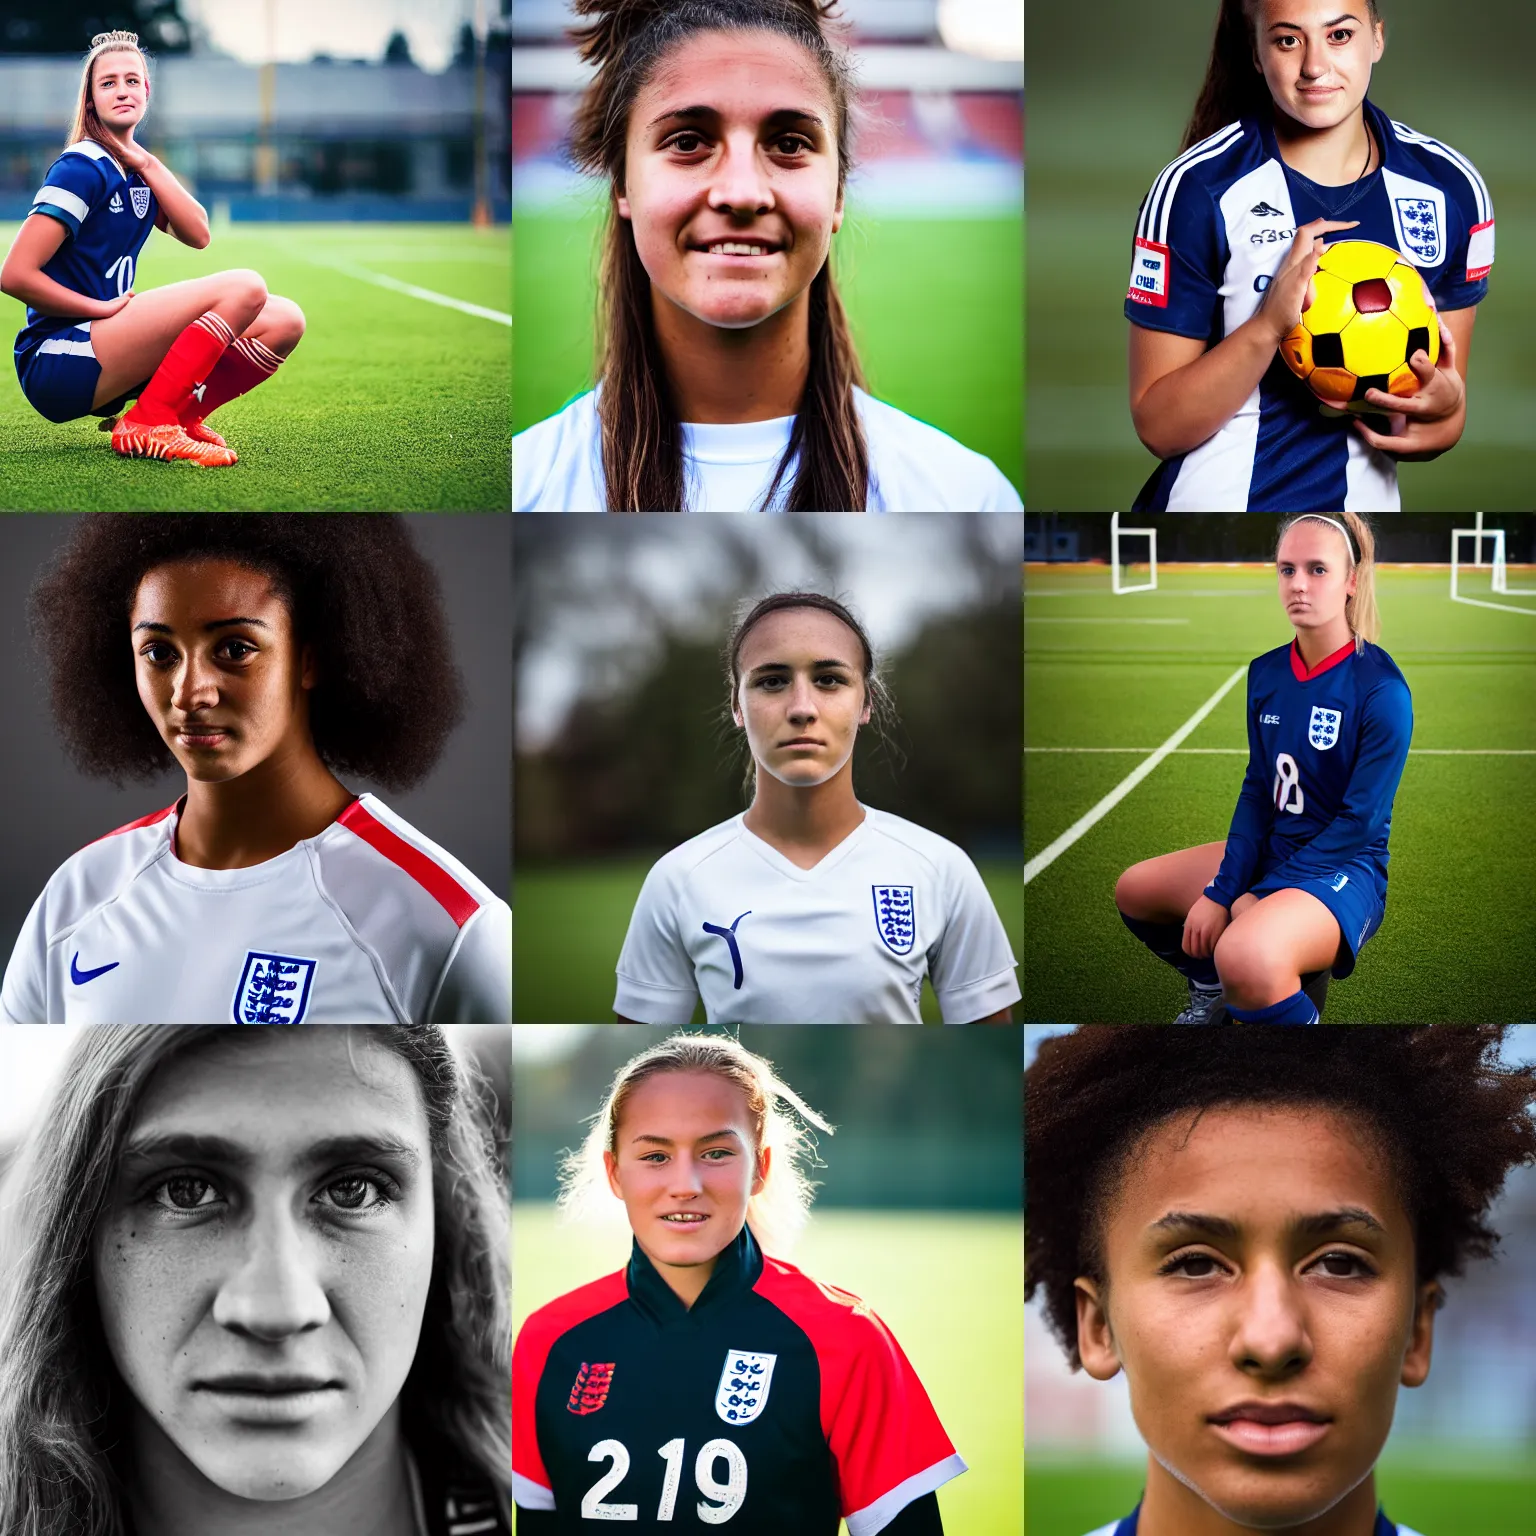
top-left (1024, 564), bottom-right (1536, 1023)
top-left (1025, 1458), bottom-right (1536, 1535)
top-left (513, 1204), bottom-right (1022, 1533)
top-left (0, 223), bottom-right (509, 509)
top-left (512, 859), bottom-right (1022, 1023)
top-left (512, 206), bottom-right (1024, 500)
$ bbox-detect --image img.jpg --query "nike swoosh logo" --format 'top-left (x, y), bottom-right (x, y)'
top-left (71, 953), bottom-right (121, 985)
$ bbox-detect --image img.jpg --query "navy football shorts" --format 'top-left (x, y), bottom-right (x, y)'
top-left (1258, 859), bottom-right (1384, 980)
top-left (16, 322), bottom-right (104, 423)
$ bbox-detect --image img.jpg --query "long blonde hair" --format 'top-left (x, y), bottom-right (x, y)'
top-left (66, 31), bottom-right (149, 157)
top-left (558, 1032), bottom-right (833, 1255)
top-left (1278, 512), bottom-right (1380, 649)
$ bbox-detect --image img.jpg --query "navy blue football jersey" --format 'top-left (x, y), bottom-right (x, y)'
top-left (15, 139), bottom-right (158, 363)
top-left (1126, 99), bottom-right (1492, 511)
top-left (513, 1227), bottom-right (964, 1533)
top-left (1205, 638), bottom-right (1412, 911)
top-left (1086, 1507), bottom-right (1422, 1536)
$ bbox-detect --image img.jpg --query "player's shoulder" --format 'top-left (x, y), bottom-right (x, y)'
top-left (1355, 640), bottom-right (1411, 694)
top-left (35, 802), bottom-right (178, 932)
top-left (862, 806), bottom-right (972, 881)
top-left (1140, 118), bottom-right (1262, 205)
top-left (513, 390), bottom-right (603, 511)
top-left (515, 1268), bottom-right (630, 1367)
top-left (1380, 110), bottom-right (1491, 216)
top-left (1249, 641), bottom-right (1296, 680)
top-left (47, 139), bottom-right (124, 186)
top-left (645, 815), bottom-right (751, 884)
top-left (853, 389), bottom-right (1022, 512)
top-left (753, 1252), bottom-right (886, 1340)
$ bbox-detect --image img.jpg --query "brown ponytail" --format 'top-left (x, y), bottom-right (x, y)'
top-left (568, 0), bottom-right (870, 511)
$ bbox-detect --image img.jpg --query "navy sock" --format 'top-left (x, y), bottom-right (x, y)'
top-left (1118, 911), bottom-right (1220, 989)
top-left (1227, 990), bottom-right (1320, 1026)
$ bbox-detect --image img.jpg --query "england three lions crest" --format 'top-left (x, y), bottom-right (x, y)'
top-left (1308, 706), bottom-right (1343, 752)
top-left (232, 951), bottom-right (317, 1023)
top-left (716, 1349), bottom-right (776, 1426)
top-left (872, 885), bottom-right (915, 955)
top-left (1393, 195), bottom-right (1443, 265)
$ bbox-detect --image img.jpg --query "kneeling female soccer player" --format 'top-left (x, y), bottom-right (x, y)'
top-left (1115, 512), bottom-right (1410, 1024)
top-left (0, 1024), bottom-right (510, 1535)
top-left (614, 593), bottom-right (1019, 1023)
top-left (1026, 1024), bottom-right (1536, 1536)
top-left (0, 515), bottom-right (510, 1024)
top-left (0, 31), bottom-right (304, 466)
top-left (514, 1032), bottom-right (964, 1532)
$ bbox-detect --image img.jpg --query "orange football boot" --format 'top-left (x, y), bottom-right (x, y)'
top-left (111, 417), bottom-right (238, 467)
top-left (180, 415), bottom-right (229, 448)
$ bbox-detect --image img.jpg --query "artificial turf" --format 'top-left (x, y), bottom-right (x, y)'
top-left (1023, 563), bottom-right (1536, 1023)
top-left (0, 222), bottom-right (510, 510)
top-left (512, 206), bottom-right (1024, 500)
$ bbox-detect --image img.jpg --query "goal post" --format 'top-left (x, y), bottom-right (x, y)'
top-left (1450, 527), bottom-right (1499, 603)
top-left (1110, 511), bottom-right (1157, 594)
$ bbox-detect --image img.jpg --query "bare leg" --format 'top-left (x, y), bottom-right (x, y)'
top-left (239, 294), bottom-right (306, 357)
top-left (1214, 889), bottom-right (1345, 1009)
top-left (1114, 842), bottom-right (1228, 923)
top-left (89, 269), bottom-right (269, 409)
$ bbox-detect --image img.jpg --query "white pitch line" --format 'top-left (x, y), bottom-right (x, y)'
top-left (1024, 617), bottom-right (1190, 625)
top-left (296, 253), bottom-right (511, 325)
top-left (1025, 747), bottom-right (1536, 755)
top-left (1023, 666), bottom-right (1247, 886)
top-left (1451, 595), bottom-right (1536, 617)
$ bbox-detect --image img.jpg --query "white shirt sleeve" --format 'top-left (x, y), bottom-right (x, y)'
top-left (929, 856), bottom-right (1020, 1023)
top-left (1, 888), bottom-right (51, 1024)
top-left (614, 861), bottom-right (699, 1024)
top-left (428, 899), bottom-right (511, 1023)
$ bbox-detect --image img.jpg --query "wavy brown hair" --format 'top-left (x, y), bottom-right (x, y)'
top-left (568, 0), bottom-right (870, 511)
top-left (0, 1026), bottom-right (510, 1535)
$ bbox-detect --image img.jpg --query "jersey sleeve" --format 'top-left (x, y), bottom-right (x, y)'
top-left (511, 1311), bottom-right (557, 1512)
top-left (613, 860), bottom-right (699, 1024)
top-left (1428, 156), bottom-right (1494, 311)
top-left (428, 898), bottom-right (511, 1022)
top-left (930, 854), bottom-right (1019, 1023)
top-left (1249, 674), bottom-right (1412, 894)
top-left (1205, 661), bottom-right (1272, 908)
top-left (29, 152), bottom-right (107, 240)
top-left (1, 888), bottom-right (51, 1024)
top-left (1125, 158), bottom-right (1225, 339)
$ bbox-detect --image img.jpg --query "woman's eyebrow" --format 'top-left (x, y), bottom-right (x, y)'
top-left (747, 659), bottom-right (854, 677)
top-left (120, 1130), bottom-right (423, 1171)
top-left (1148, 1206), bottom-right (1386, 1239)
top-left (132, 616), bottom-right (273, 634)
top-left (630, 1129), bottom-right (743, 1147)
top-left (647, 105), bottom-right (825, 132)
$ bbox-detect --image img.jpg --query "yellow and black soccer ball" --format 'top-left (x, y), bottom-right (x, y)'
top-left (1280, 239), bottom-right (1439, 413)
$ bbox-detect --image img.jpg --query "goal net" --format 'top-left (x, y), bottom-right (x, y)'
top-left (1110, 511), bottom-right (1157, 594)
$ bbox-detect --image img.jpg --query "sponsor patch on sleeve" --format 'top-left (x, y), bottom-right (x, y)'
top-left (1128, 236), bottom-right (1170, 308)
top-left (1466, 218), bottom-right (1495, 282)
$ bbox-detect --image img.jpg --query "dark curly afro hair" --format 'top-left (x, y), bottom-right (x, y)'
top-left (30, 514), bottom-right (464, 792)
top-left (1026, 1026), bottom-right (1536, 1370)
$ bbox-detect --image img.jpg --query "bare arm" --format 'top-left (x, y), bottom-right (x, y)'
top-left (1129, 216), bottom-right (1361, 461)
top-left (118, 142), bottom-right (210, 249)
top-left (0, 213), bottom-right (131, 319)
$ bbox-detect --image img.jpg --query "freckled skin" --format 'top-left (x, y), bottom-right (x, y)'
top-left (91, 1031), bottom-right (435, 1530)
top-left (1074, 1107), bottom-right (1438, 1536)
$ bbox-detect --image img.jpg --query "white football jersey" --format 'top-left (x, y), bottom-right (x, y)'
top-left (614, 806), bottom-right (1019, 1024)
top-left (512, 386), bottom-right (1023, 512)
top-left (0, 795), bottom-right (510, 1024)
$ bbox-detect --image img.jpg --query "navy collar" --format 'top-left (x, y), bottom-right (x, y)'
top-left (626, 1223), bottom-right (762, 1324)
top-left (1255, 96), bottom-right (1394, 180)
top-left (1113, 1506), bottom-right (1399, 1536)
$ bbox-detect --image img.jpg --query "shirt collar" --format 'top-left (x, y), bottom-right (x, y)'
top-left (627, 1223), bottom-right (762, 1323)
top-left (1290, 636), bottom-right (1358, 682)
top-left (1115, 1505), bottom-right (1399, 1535)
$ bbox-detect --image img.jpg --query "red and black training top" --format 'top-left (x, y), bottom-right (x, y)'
top-left (512, 1226), bottom-right (964, 1533)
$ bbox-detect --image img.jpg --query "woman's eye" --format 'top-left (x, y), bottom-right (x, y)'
top-left (219, 640), bottom-right (256, 661)
top-left (1162, 1252), bottom-right (1225, 1278)
top-left (776, 135), bottom-right (811, 155)
top-left (318, 1175), bottom-right (393, 1213)
top-left (153, 1175), bottom-right (220, 1212)
top-left (670, 132), bottom-right (704, 152)
top-left (1313, 1250), bottom-right (1372, 1278)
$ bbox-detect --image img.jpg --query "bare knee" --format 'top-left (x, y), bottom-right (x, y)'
top-left (1214, 928), bottom-right (1289, 1007)
top-left (257, 295), bottom-right (306, 354)
top-left (1114, 860), bottom-right (1158, 919)
top-left (218, 268), bottom-right (268, 320)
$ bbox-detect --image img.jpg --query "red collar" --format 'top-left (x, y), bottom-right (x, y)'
top-left (1290, 636), bottom-right (1357, 682)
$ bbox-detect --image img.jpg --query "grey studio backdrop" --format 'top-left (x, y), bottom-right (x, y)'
top-left (0, 513), bottom-right (511, 967)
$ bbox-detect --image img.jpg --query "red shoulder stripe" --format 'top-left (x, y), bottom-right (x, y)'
top-left (513, 1269), bottom-right (630, 1493)
top-left (85, 801), bottom-right (178, 849)
top-left (337, 800), bottom-right (480, 928)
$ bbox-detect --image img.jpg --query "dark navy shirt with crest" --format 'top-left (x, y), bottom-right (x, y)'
top-left (1086, 1506), bottom-right (1421, 1535)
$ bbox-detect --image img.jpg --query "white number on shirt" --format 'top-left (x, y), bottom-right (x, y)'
top-left (1273, 751), bottom-right (1305, 815)
top-left (104, 254), bottom-right (135, 296)
top-left (580, 1437), bottom-right (747, 1523)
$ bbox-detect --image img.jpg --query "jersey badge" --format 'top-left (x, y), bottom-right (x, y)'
top-left (130, 185), bottom-right (151, 219)
top-left (701, 910), bottom-right (752, 990)
top-left (873, 885), bottom-right (916, 955)
top-left (1308, 706), bottom-right (1343, 752)
top-left (1128, 236), bottom-right (1169, 308)
top-left (1251, 200), bottom-right (1283, 217)
top-left (715, 1349), bottom-right (776, 1426)
top-left (109, 191), bottom-right (124, 213)
top-left (1330, 872), bottom-right (1350, 892)
top-left (232, 951), bottom-right (317, 1023)
top-left (566, 1361), bottom-right (616, 1416)
top-left (70, 952), bottom-right (120, 985)
top-left (1393, 197), bottom-right (1441, 264)
top-left (1467, 218), bottom-right (1495, 282)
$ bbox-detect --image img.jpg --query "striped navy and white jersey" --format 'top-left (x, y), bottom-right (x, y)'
top-left (1085, 1508), bottom-right (1423, 1536)
top-left (1125, 99), bottom-right (1493, 511)
top-left (14, 140), bottom-right (159, 363)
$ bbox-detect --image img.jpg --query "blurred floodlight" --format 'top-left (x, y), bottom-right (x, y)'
top-left (513, 1024), bottom-right (597, 1064)
top-left (937, 0), bottom-right (1023, 62)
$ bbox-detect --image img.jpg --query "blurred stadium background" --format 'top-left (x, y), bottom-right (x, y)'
top-left (1023, 514), bottom-right (1536, 1024)
top-left (0, 0), bottom-right (510, 509)
top-left (1024, 1025), bottom-right (1536, 1536)
top-left (513, 512), bottom-right (1022, 1023)
top-left (512, 1023), bottom-right (1023, 1533)
top-left (511, 0), bottom-right (1023, 499)
top-left (1027, 0), bottom-right (1536, 511)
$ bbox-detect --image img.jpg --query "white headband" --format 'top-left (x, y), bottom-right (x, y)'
top-left (1293, 514), bottom-right (1358, 564)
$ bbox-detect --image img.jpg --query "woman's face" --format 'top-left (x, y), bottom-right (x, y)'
top-left (93, 1030), bottom-right (436, 1501)
top-left (1276, 522), bottom-right (1356, 638)
top-left (1253, 1), bottom-right (1384, 134)
top-left (91, 48), bottom-right (149, 136)
top-left (605, 1070), bottom-right (767, 1276)
top-left (733, 607), bottom-right (871, 790)
top-left (618, 28), bottom-right (845, 333)
top-left (1075, 1105), bottom-right (1437, 1531)
top-left (131, 558), bottom-right (317, 785)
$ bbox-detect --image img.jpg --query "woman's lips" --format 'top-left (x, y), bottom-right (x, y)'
top-left (176, 728), bottom-right (230, 748)
top-left (1211, 1418), bottom-right (1331, 1456)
